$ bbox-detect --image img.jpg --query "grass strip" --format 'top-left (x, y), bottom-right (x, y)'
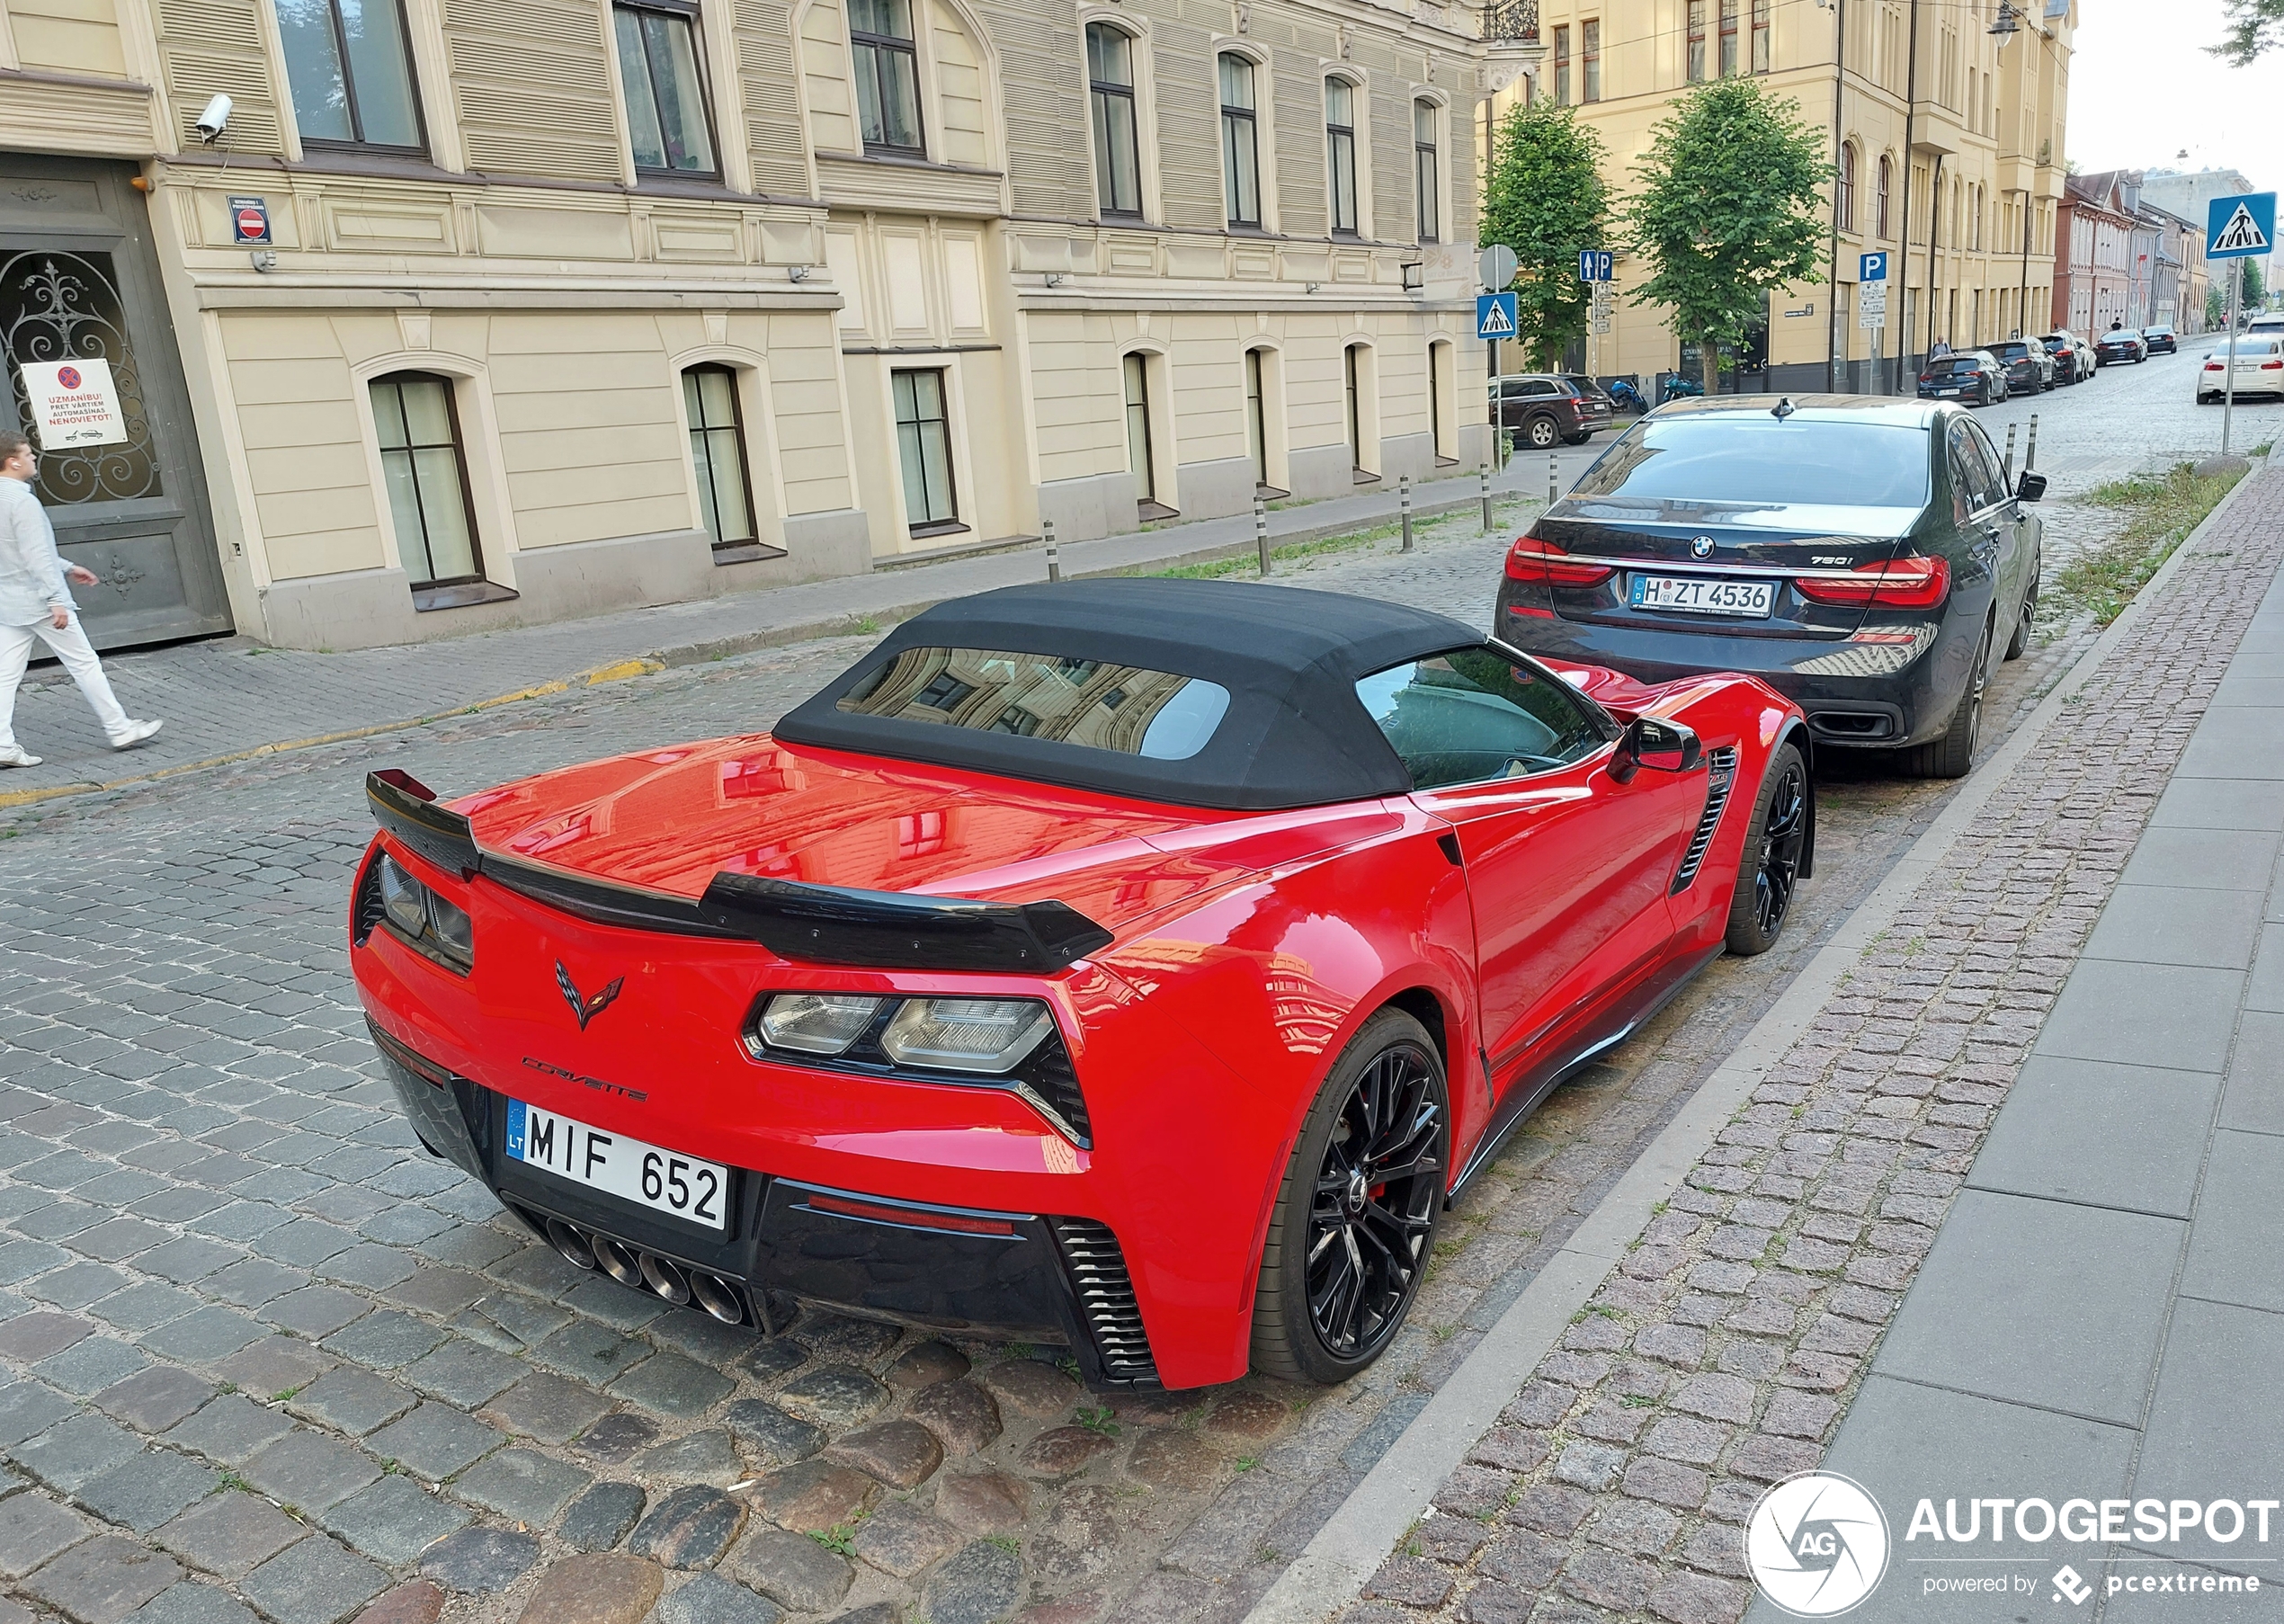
top-left (2043, 460), bottom-right (2248, 629)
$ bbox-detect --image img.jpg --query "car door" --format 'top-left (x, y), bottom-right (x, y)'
top-left (1950, 418), bottom-right (2023, 634)
top-left (1370, 649), bottom-right (1703, 1098)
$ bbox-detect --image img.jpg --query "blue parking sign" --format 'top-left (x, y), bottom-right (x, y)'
top-left (1477, 292), bottom-right (1518, 340)
top-left (1576, 250), bottom-right (1613, 282)
top-left (1859, 250), bottom-right (1888, 282)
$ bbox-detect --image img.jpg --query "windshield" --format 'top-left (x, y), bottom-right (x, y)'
top-left (838, 647), bottom-right (1232, 761)
top-left (2210, 338), bottom-right (2284, 356)
top-left (2103, 330), bottom-right (2141, 340)
top-left (1356, 647), bottom-right (1607, 790)
top-left (1566, 416), bottom-right (1931, 510)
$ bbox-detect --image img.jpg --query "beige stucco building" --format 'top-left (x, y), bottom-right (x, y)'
top-left (1483, 0), bottom-right (2074, 395)
top-left (4, 0), bottom-right (1489, 649)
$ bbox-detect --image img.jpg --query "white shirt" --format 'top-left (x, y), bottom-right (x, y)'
top-left (0, 475), bottom-right (72, 625)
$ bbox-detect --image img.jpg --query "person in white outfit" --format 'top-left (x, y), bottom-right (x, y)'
top-left (0, 428), bottom-right (162, 767)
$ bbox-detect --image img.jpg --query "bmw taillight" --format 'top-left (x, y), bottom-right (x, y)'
top-left (2207, 361), bottom-right (2226, 371)
top-left (1794, 555), bottom-right (1951, 611)
top-left (1505, 533), bottom-right (1615, 587)
top-left (2263, 361), bottom-right (2283, 371)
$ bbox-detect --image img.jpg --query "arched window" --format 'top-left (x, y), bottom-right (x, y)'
top-left (1877, 154), bottom-right (1893, 240)
top-left (682, 365), bottom-right (757, 553)
top-left (1219, 54), bottom-right (1260, 228)
top-left (370, 372), bottom-right (482, 590)
top-left (1325, 77), bottom-right (1359, 236)
top-left (1838, 141), bottom-right (1857, 233)
top-left (1414, 100), bottom-right (1440, 243)
top-left (1087, 22), bottom-right (1143, 219)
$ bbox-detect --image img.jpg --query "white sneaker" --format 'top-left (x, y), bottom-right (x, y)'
top-left (0, 745), bottom-right (40, 767)
top-left (108, 718), bottom-right (163, 750)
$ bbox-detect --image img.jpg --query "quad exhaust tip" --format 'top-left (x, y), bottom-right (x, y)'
top-left (522, 1206), bottom-right (748, 1326)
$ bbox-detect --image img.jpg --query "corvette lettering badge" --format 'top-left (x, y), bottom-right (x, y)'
top-left (556, 961), bottom-right (626, 1031)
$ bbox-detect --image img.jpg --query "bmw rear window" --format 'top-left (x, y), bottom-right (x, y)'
top-left (836, 647), bottom-right (1233, 761)
top-left (1567, 417), bottom-right (1932, 509)
top-left (1925, 357), bottom-right (1978, 375)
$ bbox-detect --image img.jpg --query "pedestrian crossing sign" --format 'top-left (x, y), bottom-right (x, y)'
top-left (1477, 291), bottom-right (1518, 340)
top-left (2208, 192), bottom-right (2276, 260)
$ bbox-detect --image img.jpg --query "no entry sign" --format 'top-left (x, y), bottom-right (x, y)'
top-left (228, 195), bottom-right (271, 245)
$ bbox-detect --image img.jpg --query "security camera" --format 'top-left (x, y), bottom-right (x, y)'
top-left (194, 94), bottom-right (232, 143)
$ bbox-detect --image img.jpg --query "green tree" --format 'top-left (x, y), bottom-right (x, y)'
top-left (2208, 283), bottom-right (2229, 330)
top-left (1480, 102), bottom-right (1610, 370)
top-left (2244, 257), bottom-right (2269, 309)
top-left (2214, 0), bottom-right (2284, 64)
top-left (1623, 79), bottom-right (1830, 389)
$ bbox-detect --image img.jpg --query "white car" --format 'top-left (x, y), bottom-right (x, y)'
top-left (2195, 335), bottom-right (2284, 402)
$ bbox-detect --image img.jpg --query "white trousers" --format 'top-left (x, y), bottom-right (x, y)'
top-left (0, 614), bottom-right (130, 751)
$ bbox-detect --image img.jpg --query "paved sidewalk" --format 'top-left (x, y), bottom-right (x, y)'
top-left (1321, 460), bottom-right (2284, 1624)
top-left (0, 456), bottom-right (1573, 808)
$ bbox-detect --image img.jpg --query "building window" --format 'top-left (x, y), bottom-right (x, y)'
top-left (682, 365), bottom-right (757, 553)
top-left (1552, 26), bottom-right (1569, 105)
top-left (1877, 155), bottom-right (1892, 239)
top-left (1838, 141), bottom-right (1856, 233)
top-left (1582, 20), bottom-right (1601, 102)
top-left (613, 0), bottom-right (718, 177)
top-left (274, 0), bottom-right (424, 151)
top-left (1122, 353), bottom-right (1155, 504)
top-left (1752, 0), bottom-right (1771, 72)
top-left (370, 373), bottom-right (482, 590)
top-left (1428, 342), bottom-right (1455, 463)
top-left (1088, 23), bottom-right (1143, 219)
top-left (892, 369), bottom-right (959, 532)
top-left (1343, 343), bottom-right (1364, 471)
top-left (1245, 347), bottom-right (1268, 487)
top-left (1687, 1), bottom-right (1706, 81)
top-left (850, 0), bottom-right (923, 156)
top-left (1219, 53), bottom-right (1261, 228)
top-left (1414, 100), bottom-right (1440, 243)
top-left (1325, 78), bottom-right (1359, 236)
top-left (1719, 0), bottom-right (1738, 76)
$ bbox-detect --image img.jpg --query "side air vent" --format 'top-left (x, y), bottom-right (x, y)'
top-left (352, 851), bottom-right (388, 946)
top-left (1672, 746), bottom-right (1741, 894)
top-left (1051, 1218), bottom-right (1161, 1386)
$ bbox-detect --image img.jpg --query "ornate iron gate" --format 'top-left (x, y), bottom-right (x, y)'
top-left (0, 157), bottom-right (229, 649)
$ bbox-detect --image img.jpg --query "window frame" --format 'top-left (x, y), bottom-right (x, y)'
top-left (612, 0), bottom-right (722, 181)
top-left (370, 370), bottom-right (486, 593)
top-left (1218, 51), bottom-right (1262, 229)
top-left (1838, 141), bottom-right (1857, 233)
top-left (1357, 640), bottom-right (1618, 793)
top-left (279, 0), bottom-right (429, 155)
top-left (681, 363), bottom-right (763, 556)
top-left (1413, 98), bottom-right (1440, 244)
top-left (1582, 19), bottom-right (1601, 102)
top-left (850, 0), bottom-right (926, 157)
top-left (1552, 25), bottom-right (1570, 104)
top-left (1121, 351), bottom-right (1156, 504)
top-left (1087, 21), bottom-right (1145, 221)
top-left (1719, 0), bottom-right (1738, 76)
top-left (1877, 154), bottom-right (1893, 240)
top-left (1325, 76), bottom-right (1360, 237)
top-left (1687, 0), bottom-right (1706, 81)
top-left (1752, 0), bottom-right (1771, 72)
top-left (891, 366), bottom-right (961, 536)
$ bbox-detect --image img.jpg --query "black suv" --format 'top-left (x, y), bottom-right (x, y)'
top-left (1917, 352), bottom-right (2007, 406)
top-left (1991, 340), bottom-right (2056, 393)
top-left (1494, 374), bottom-right (1616, 450)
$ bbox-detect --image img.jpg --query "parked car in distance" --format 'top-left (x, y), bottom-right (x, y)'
top-left (2142, 324), bottom-right (2179, 355)
top-left (1494, 396), bottom-right (2047, 780)
top-left (2195, 335), bottom-right (2284, 402)
top-left (1918, 352), bottom-right (2009, 406)
top-left (2095, 328), bottom-right (2148, 365)
top-left (1493, 374), bottom-right (1615, 450)
top-left (1992, 339), bottom-right (2056, 393)
top-left (2041, 332), bottom-right (2094, 383)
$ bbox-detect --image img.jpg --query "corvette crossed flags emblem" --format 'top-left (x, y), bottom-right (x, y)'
top-left (556, 962), bottom-right (625, 1031)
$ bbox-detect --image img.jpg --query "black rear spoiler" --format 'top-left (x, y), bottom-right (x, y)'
top-left (365, 770), bottom-right (1113, 972)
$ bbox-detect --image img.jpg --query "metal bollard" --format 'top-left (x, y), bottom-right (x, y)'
top-left (2002, 423), bottom-right (2017, 483)
top-left (2026, 413), bottom-right (2039, 472)
top-left (1548, 453), bottom-right (1558, 507)
top-left (1044, 516), bottom-right (1060, 583)
top-left (1399, 474), bottom-right (1414, 553)
top-left (1254, 495), bottom-right (1271, 577)
top-left (1480, 463), bottom-right (1492, 533)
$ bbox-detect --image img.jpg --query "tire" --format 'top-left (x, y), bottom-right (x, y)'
top-left (1563, 431), bottom-right (1592, 446)
top-left (1249, 1008), bottom-right (1448, 1385)
top-left (2004, 553), bottom-right (2039, 660)
top-left (1525, 415), bottom-right (1559, 451)
top-left (1899, 623), bottom-right (1993, 780)
top-left (1725, 742), bottom-right (1809, 957)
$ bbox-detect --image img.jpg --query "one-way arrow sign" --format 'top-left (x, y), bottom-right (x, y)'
top-left (2208, 192), bottom-right (2275, 260)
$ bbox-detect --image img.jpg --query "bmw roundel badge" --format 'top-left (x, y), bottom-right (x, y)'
top-left (1691, 535), bottom-right (1716, 558)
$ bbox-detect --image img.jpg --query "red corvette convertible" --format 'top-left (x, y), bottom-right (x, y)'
top-left (352, 580), bottom-right (1811, 1390)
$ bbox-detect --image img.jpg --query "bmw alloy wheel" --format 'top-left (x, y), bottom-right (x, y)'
top-left (1306, 1041), bottom-right (1443, 1361)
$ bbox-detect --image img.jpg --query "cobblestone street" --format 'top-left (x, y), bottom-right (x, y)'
top-left (0, 356), bottom-right (2253, 1624)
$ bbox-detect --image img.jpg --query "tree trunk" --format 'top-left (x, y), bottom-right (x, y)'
top-left (1700, 338), bottom-right (1723, 396)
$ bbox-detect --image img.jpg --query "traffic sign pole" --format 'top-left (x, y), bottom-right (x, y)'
top-left (2225, 256), bottom-right (2242, 460)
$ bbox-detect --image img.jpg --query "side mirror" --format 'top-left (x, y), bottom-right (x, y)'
top-left (1610, 716), bottom-right (1702, 782)
top-left (2016, 470), bottom-right (2048, 503)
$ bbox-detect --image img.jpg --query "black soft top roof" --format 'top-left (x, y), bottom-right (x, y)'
top-left (772, 578), bottom-right (1480, 810)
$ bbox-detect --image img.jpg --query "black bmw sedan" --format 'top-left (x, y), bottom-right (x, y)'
top-left (1494, 397), bottom-right (2044, 778)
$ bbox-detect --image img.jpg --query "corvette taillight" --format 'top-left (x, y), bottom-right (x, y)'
top-left (1505, 533), bottom-right (1615, 587)
top-left (1794, 555), bottom-right (1951, 611)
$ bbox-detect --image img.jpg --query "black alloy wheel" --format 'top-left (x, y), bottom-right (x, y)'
top-left (2005, 554), bottom-right (2039, 660)
top-left (1725, 741), bottom-right (1809, 956)
top-left (1251, 1009), bottom-right (1448, 1383)
top-left (1526, 415), bottom-right (1560, 450)
top-left (1901, 623), bottom-right (1992, 780)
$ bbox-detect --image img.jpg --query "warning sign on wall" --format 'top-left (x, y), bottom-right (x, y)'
top-left (21, 358), bottom-right (127, 448)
